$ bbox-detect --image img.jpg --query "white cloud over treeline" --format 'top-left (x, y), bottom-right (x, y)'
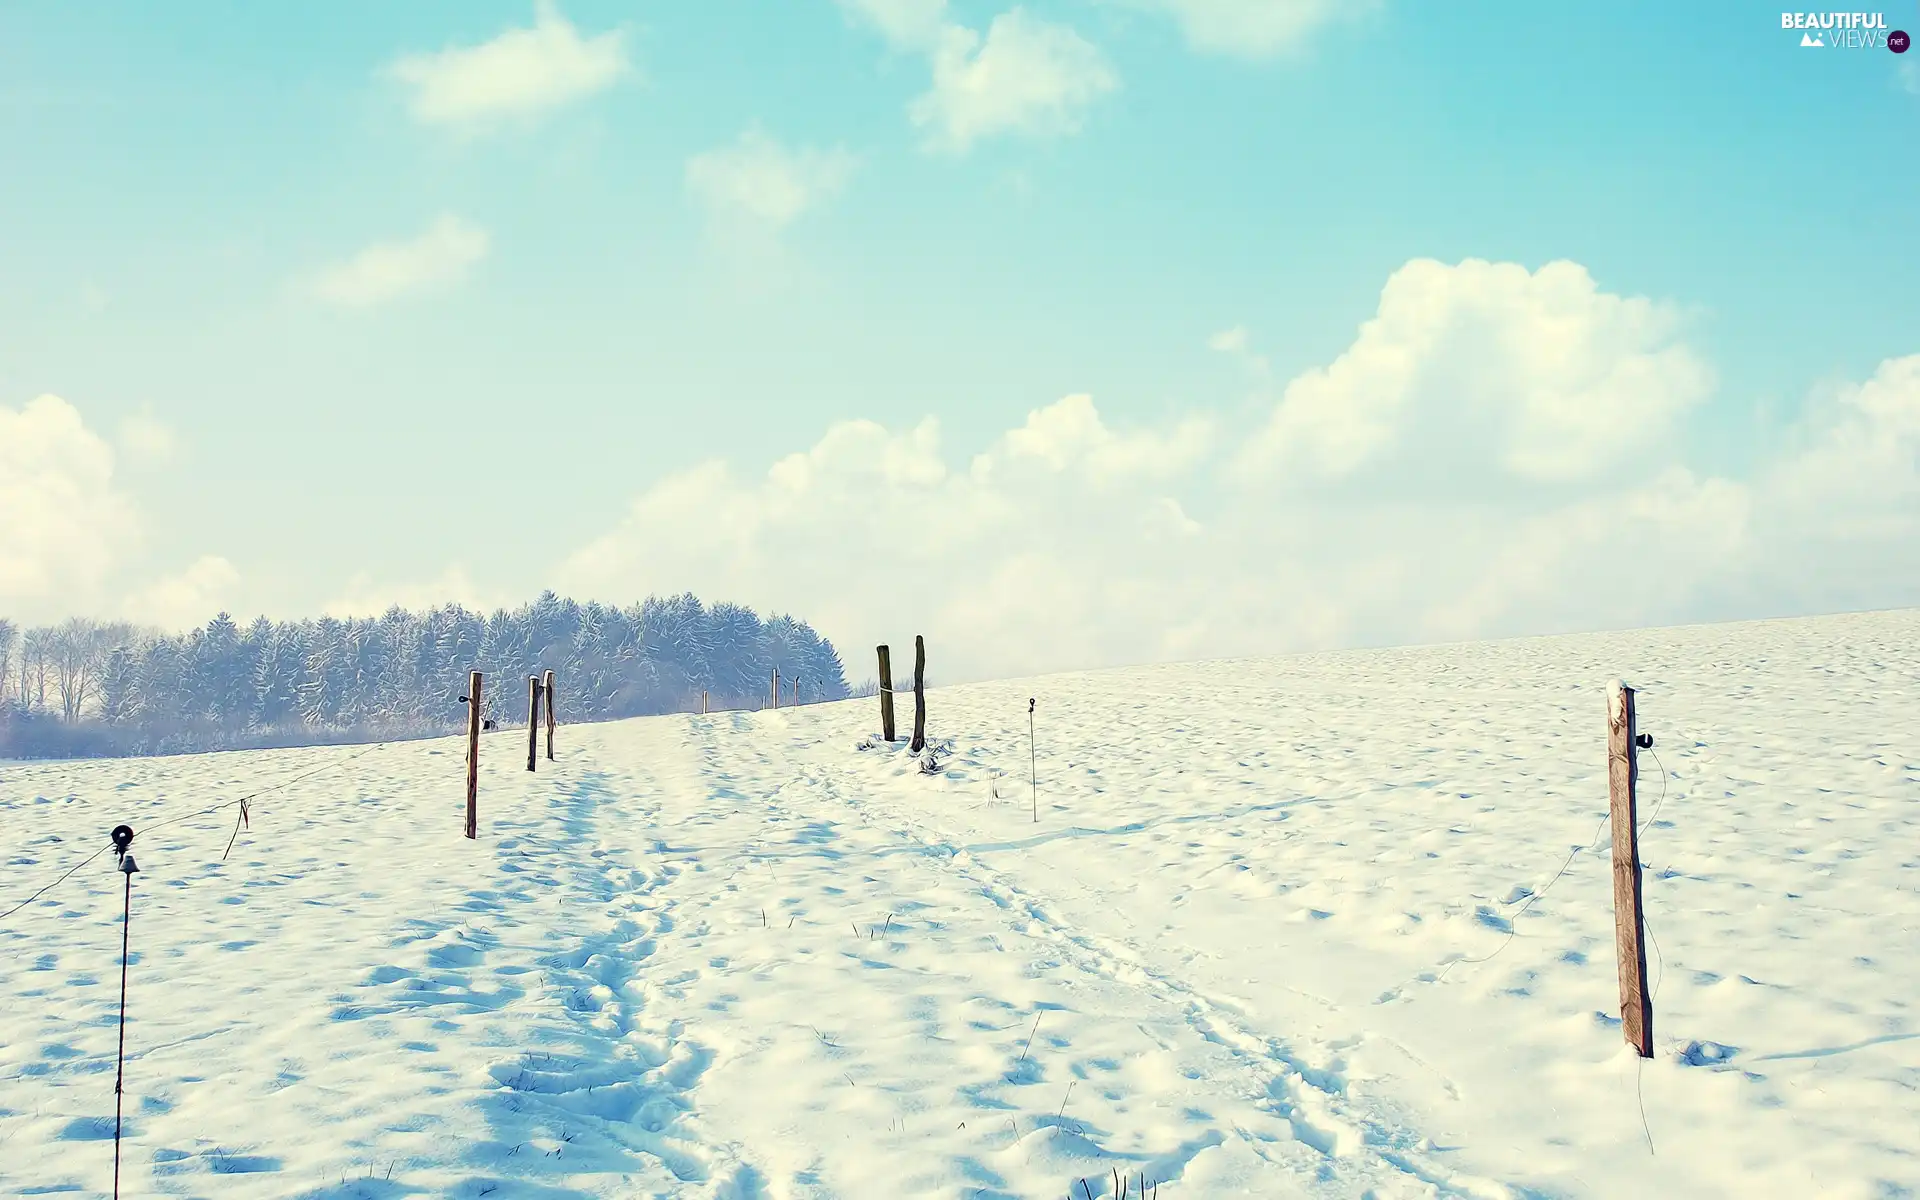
top-left (12, 258), bottom-right (1917, 679)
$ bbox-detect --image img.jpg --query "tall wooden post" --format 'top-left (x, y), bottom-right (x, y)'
top-left (793, 675), bottom-right (799, 706)
top-left (771, 667), bottom-right (779, 711)
top-left (701, 690), bottom-right (709, 715)
top-left (543, 669), bottom-right (556, 761)
top-left (877, 645), bottom-right (895, 742)
top-left (464, 671), bottom-right (482, 840)
top-left (526, 675), bottom-right (541, 773)
top-left (910, 635), bottom-right (927, 753)
top-left (1608, 679), bottom-right (1652, 1058)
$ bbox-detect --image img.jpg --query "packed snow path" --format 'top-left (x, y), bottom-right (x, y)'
top-left (3, 610), bottom-right (1917, 1198)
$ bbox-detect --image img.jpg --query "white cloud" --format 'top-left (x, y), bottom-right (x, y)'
top-left (556, 401), bottom-right (1213, 681)
top-left (1768, 355), bottom-right (1920, 512)
top-left (991, 393), bottom-right (1214, 485)
top-left (311, 215), bottom-right (490, 307)
top-left (1237, 258), bottom-right (1713, 484)
top-left (0, 397), bottom-right (239, 631)
top-left (1124, 0), bottom-right (1372, 58)
top-left (324, 566), bottom-right (503, 619)
top-left (0, 395), bottom-right (137, 621)
top-left (1207, 324), bottom-right (1249, 354)
top-left (686, 129), bottom-right (856, 232)
top-left (1420, 468), bottom-right (1753, 641)
top-left (120, 556), bottom-right (242, 632)
top-left (386, 1), bottom-right (629, 128)
top-left (1730, 354), bottom-right (1920, 611)
top-left (116, 409), bottom-right (178, 466)
top-left (838, 0), bottom-right (951, 51)
top-left (914, 11), bottom-right (1118, 151)
top-left (551, 258), bottom-right (1919, 684)
top-left (844, 2), bottom-right (1117, 151)
top-left (1208, 323), bottom-right (1269, 375)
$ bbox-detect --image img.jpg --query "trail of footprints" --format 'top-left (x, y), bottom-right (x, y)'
top-left (511, 866), bottom-right (720, 1188)
top-left (500, 827), bottom-right (757, 1194)
top-left (340, 722), bottom-right (1516, 1197)
top-left (819, 759), bottom-right (1521, 1200)
top-left (338, 769), bottom-right (765, 1196)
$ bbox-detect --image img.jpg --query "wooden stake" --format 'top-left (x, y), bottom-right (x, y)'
top-left (793, 675), bottom-right (800, 706)
top-left (910, 635), bottom-right (927, 754)
top-left (1608, 679), bottom-right (1652, 1058)
top-left (464, 671), bottom-right (481, 840)
top-left (526, 675), bottom-right (541, 773)
top-left (702, 690), bottom-right (709, 715)
top-left (877, 645), bottom-right (895, 742)
top-left (771, 666), bottom-right (779, 711)
top-left (543, 669), bottom-right (556, 761)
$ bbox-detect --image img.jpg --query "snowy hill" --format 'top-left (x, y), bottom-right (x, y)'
top-left (2, 608), bottom-right (1917, 1198)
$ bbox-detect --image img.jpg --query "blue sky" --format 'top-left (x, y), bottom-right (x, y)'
top-left (3, 1), bottom-right (1917, 680)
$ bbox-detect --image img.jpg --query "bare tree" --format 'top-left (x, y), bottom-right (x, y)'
top-left (0, 618), bottom-right (16, 709)
top-left (51, 618), bottom-right (118, 723)
top-left (18, 627), bottom-right (50, 711)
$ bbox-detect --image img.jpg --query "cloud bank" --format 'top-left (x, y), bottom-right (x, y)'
top-left (556, 257), bottom-right (1919, 683)
top-left (0, 396), bottom-right (136, 618)
top-left (0, 396), bottom-right (239, 631)
top-left (14, 259), bottom-right (1915, 674)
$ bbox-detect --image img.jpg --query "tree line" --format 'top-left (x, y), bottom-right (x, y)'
top-left (0, 592), bottom-right (848, 760)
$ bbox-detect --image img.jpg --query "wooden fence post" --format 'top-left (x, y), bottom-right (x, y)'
top-left (910, 635), bottom-right (927, 753)
top-left (771, 667), bottom-right (779, 711)
top-left (1608, 679), bottom-right (1653, 1058)
top-left (526, 675), bottom-right (541, 773)
top-left (701, 690), bottom-right (709, 715)
top-left (543, 669), bottom-right (556, 761)
top-left (464, 671), bottom-right (482, 840)
top-left (877, 645), bottom-right (895, 742)
top-left (793, 675), bottom-right (799, 706)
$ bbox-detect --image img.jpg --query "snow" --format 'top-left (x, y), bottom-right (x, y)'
top-left (3, 608), bottom-right (1918, 1198)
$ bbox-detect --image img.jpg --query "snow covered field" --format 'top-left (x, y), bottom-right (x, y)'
top-left (3, 609), bottom-right (1917, 1199)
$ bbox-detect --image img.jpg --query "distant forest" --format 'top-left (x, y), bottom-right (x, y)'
top-left (0, 592), bottom-right (849, 760)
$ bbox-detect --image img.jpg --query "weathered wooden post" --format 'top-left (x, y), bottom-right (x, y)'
top-left (701, 690), bottom-right (709, 716)
top-left (526, 675), bottom-right (541, 773)
top-left (1608, 679), bottom-right (1653, 1058)
top-left (543, 669), bottom-right (556, 761)
top-left (771, 667), bottom-right (780, 710)
top-left (464, 671), bottom-right (482, 840)
top-left (793, 675), bottom-right (800, 706)
top-left (877, 645), bottom-right (895, 742)
top-left (910, 635), bottom-right (927, 753)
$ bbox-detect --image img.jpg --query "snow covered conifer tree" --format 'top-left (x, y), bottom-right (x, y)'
top-left (708, 602), bottom-right (765, 709)
top-left (299, 618), bottom-right (346, 728)
top-left (97, 643), bottom-right (140, 726)
top-left (254, 622), bottom-right (306, 730)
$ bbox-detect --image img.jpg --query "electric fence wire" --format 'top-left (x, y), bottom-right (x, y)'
top-left (0, 739), bottom-right (391, 928)
top-left (0, 842), bottom-right (116, 925)
top-left (1424, 737), bottom-right (1674, 985)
